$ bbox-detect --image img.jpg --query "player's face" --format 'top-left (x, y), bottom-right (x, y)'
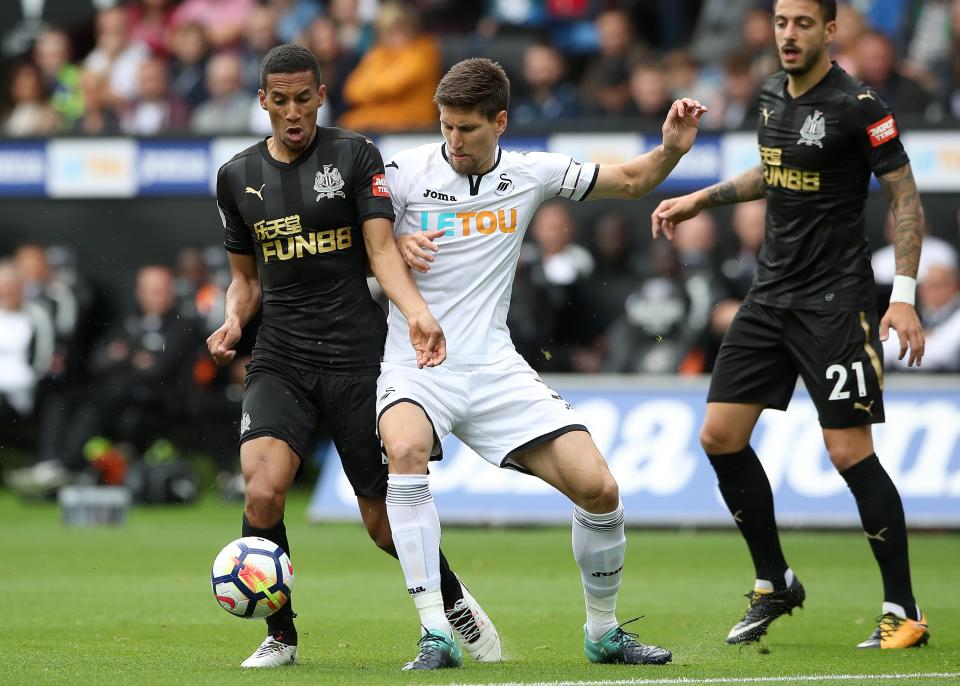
top-left (260, 71), bottom-right (326, 152)
top-left (773, 0), bottom-right (836, 75)
top-left (439, 106), bottom-right (507, 175)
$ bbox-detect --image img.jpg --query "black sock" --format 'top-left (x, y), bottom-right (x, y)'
top-left (840, 454), bottom-right (917, 620)
top-left (438, 549), bottom-right (464, 611)
top-left (707, 447), bottom-right (789, 589)
top-left (242, 514), bottom-right (297, 641)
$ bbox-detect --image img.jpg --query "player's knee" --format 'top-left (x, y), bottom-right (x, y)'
top-left (699, 423), bottom-right (743, 455)
top-left (575, 470), bottom-right (620, 513)
top-left (382, 438), bottom-right (430, 474)
top-left (826, 445), bottom-right (869, 471)
top-left (244, 480), bottom-right (286, 526)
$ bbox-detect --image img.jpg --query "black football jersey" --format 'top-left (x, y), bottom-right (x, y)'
top-left (217, 128), bottom-right (394, 372)
top-left (750, 63), bottom-right (909, 310)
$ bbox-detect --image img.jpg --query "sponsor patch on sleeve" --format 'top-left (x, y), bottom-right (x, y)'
top-left (866, 114), bottom-right (898, 148)
top-left (372, 173), bottom-right (390, 197)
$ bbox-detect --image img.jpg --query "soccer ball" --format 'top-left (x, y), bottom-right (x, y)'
top-left (211, 536), bottom-right (294, 618)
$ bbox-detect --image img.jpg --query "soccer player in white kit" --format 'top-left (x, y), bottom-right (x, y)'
top-left (377, 58), bottom-right (706, 670)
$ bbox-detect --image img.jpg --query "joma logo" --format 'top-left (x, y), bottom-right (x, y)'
top-left (423, 189), bottom-right (457, 201)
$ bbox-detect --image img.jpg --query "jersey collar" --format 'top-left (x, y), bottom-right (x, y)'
top-left (259, 128), bottom-right (321, 170)
top-left (441, 144), bottom-right (503, 196)
top-left (783, 61), bottom-right (841, 104)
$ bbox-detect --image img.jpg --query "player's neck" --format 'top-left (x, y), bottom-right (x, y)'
top-left (267, 129), bottom-right (317, 164)
top-left (786, 57), bottom-right (832, 99)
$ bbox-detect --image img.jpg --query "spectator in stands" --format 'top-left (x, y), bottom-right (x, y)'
top-left (507, 243), bottom-right (560, 371)
top-left (190, 53), bottom-right (249, 134)
top-left (84, 6), bottom-right (150, 108)
top-left (169, 22), bottom-right (209, 110)
top-left (719, 51), bottom-right (759, 130)
top-left (663, 50), bottom-right (722, 121)
top-left (2, 61), bottom-right (59, 137)
top-left (174, 246), bottom-right (224, 333)
top-left (740, 6), bottom-right (779, 80)
top-left (512, 43), bottom-right (581, 125)
top-left (33, 29), bottom-right (83, 127)
top-left (720, 199), bottom-right (765, 304)
top-left (832, 4), bottom-right (867, 75)
top-left (580, 9), bottom-right (646, 99)
top-left (884, 263), bottom-right (960, 371)
top-left (628, 60), bottom-right (674, 123)
top-left (328, 0), bottom-right (374, 56)
top-left (581, 60), bottom-right (634, 117)
top-left (339, 1), bottom-right (441, 132)
top-left (126, 0), bottom-right (176, 57)
top-left (61, 265), bottom-right (199, 471)
top-left (304, 16), bottom-right (358, 122)
top-left (532, 200), bottom-right (594, 287)
top-left (240, 4), bottom-right (279, 92)
top-left (854, 31), bottom-right (931, 117)
top-left (169, 0), bottom-right (255, 51)
top-left (266, 0), bottom-right (321, 44)
top-left (71, 69), bottom-right (121, 135)
top-left (0, 261), bottom-right (54, 428)
top-left (124, 57), bottom-right (190, 135)
top-left (688, 0), bottom-right (756, 65)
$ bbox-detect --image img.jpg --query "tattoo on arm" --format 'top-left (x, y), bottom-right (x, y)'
top-left (704, 165), bottom-right (766, 207)
top-left (878, 163), bottom-right (923, 279)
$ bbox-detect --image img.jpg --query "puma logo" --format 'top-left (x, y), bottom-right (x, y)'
top-left (760, 107), bottom-right (774, 125)
top-left (245, 184), bottom-right (266, 201)
top-left (858, 92), bottom-right (876, 101)
top-left (865, 527), bottom-right (888, 543)
top-left (854, 400), bottom-right (875, 417)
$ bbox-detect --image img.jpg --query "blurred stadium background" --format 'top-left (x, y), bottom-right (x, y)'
top-left (0, 0), bottom-right (958, 528)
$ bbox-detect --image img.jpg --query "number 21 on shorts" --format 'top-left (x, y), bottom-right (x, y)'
top-left (826, 361), bottom-right (868, 400)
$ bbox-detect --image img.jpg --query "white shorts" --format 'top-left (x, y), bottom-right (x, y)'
top-left (376, 353), bottom-right (587, 470)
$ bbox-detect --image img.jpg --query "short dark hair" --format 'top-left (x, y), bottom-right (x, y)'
top-left (434, 58), bottom-right (510, 121)
top-left (260, 44), bottom-right (322, 89)
top-left (775, 0), bottom-right (837, 23)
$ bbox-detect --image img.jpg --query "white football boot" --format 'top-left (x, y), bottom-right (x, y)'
top-left (240, 635), bottom-right (298, 668)
top-left (446, 577), bottom-right (502, 662)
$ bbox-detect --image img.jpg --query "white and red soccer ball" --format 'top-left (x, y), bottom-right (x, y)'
top-left (211, 537), bottom-right (293, 619)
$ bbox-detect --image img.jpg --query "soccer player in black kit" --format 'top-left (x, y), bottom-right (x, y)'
top-left (652, 0), bottom-right (928, 649)
top-left (208, 45), bottom-right (500, 668)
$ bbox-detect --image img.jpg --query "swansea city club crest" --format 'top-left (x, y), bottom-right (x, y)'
top-left (314, 164), bottom-right (346, 200)
top-left (797, 110), bottom-right (826, 148)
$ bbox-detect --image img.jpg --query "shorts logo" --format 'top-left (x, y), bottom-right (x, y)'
top-left (372, 173), bottom-right (390, 197)
top-left (854, 400), bottom-right (875, 417)
top-left (494, 173), bottom-right (513, 196)
top-left (867, 115), bottom-right (898, 148)
top-left (379, 387), bottom-right (395, 402)
top-left (240, 412), bottom-right (251, 435)
top-left (314, 164), bottom-right (346, 200)
top-left (797, 110), bottom-right (826, 148)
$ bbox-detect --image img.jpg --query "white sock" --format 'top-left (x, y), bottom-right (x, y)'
top-left (883, 601), bottom-right (907, 619)
top-left (386, 474), bottom-right (448, 634)
top-left (755, 569), bottom-right (794, 592)
top-left (573, 501), bottom-right (625, 641)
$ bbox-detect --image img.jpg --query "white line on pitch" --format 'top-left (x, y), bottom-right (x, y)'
top-left (441, 672), bottom-right (960, 686)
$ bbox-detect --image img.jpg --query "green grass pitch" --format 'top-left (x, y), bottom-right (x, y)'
top-left (2, 492), bottom-right (957, 686)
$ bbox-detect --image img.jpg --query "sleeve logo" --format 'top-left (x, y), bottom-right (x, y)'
top-left (867, 115), bottom-right (898, 148)
top-left (372, 173), bottom-right (390, 197)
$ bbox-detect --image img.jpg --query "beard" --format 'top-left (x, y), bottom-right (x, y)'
top-left (781, 43), bottom-right (824, 75)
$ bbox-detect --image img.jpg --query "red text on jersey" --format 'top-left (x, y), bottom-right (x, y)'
top-left (867, 115), bottom-right (898, 148)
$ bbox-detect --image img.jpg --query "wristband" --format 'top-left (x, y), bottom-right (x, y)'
top-left (890, 275), bottom-right (917, 306)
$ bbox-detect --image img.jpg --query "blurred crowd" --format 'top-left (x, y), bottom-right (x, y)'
top-left (1, 0), bottom-right (958, 137)
top-left (3, 202), bottom-right (960, 489)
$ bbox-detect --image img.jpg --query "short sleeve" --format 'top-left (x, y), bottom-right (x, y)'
top-left (384, 159), bottom-right (410, 235)
top-left (525, 151), bottom-right (599, 202)
top-left (352, 138), bottom-right (396, 224)
top-left (844, 88), bottom-right (909, 177)
top-left (217, 164), bottom-right (253, 254)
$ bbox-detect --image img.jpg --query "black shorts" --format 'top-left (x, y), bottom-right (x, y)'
top-left (708, 302), bottom-right (885, 429)
top-left (239, 358), bottom-right (386, 498)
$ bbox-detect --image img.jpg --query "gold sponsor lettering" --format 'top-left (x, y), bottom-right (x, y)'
top-left (763, 164), bottom-right (820, 192)
top-left (260, 225), bottom-right (353, 263)
top-left (254, 214), bottom-right (302, 241)
top-left (759, 146), bottom-right (782, 167)
top-left (498, 208), bottom-right (517, 233)
top-left (456, 212), bottom-right (474, 236)
top-left (476, 210), bottom-right (497, 234)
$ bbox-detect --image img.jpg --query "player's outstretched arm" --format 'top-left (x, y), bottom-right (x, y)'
top-left (363, 217), bottom-right (446, 368)
top-left (590, 98), bottom-right (707, 202)
top-left (877, 162), bottom-right (925, 367)
top-left (651, 165), bottom-right (766, 241)
top-left (207, 252), bottom-right (261, 366)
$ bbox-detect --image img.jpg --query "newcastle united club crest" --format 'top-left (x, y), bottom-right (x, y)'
top-left (314, 164), bottom-right (346, 200)
top-left (797, 110), bottom-right (826, 148)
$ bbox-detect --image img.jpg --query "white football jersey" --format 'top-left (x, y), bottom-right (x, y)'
top-left (384, 143), bottom-right (598, 367)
